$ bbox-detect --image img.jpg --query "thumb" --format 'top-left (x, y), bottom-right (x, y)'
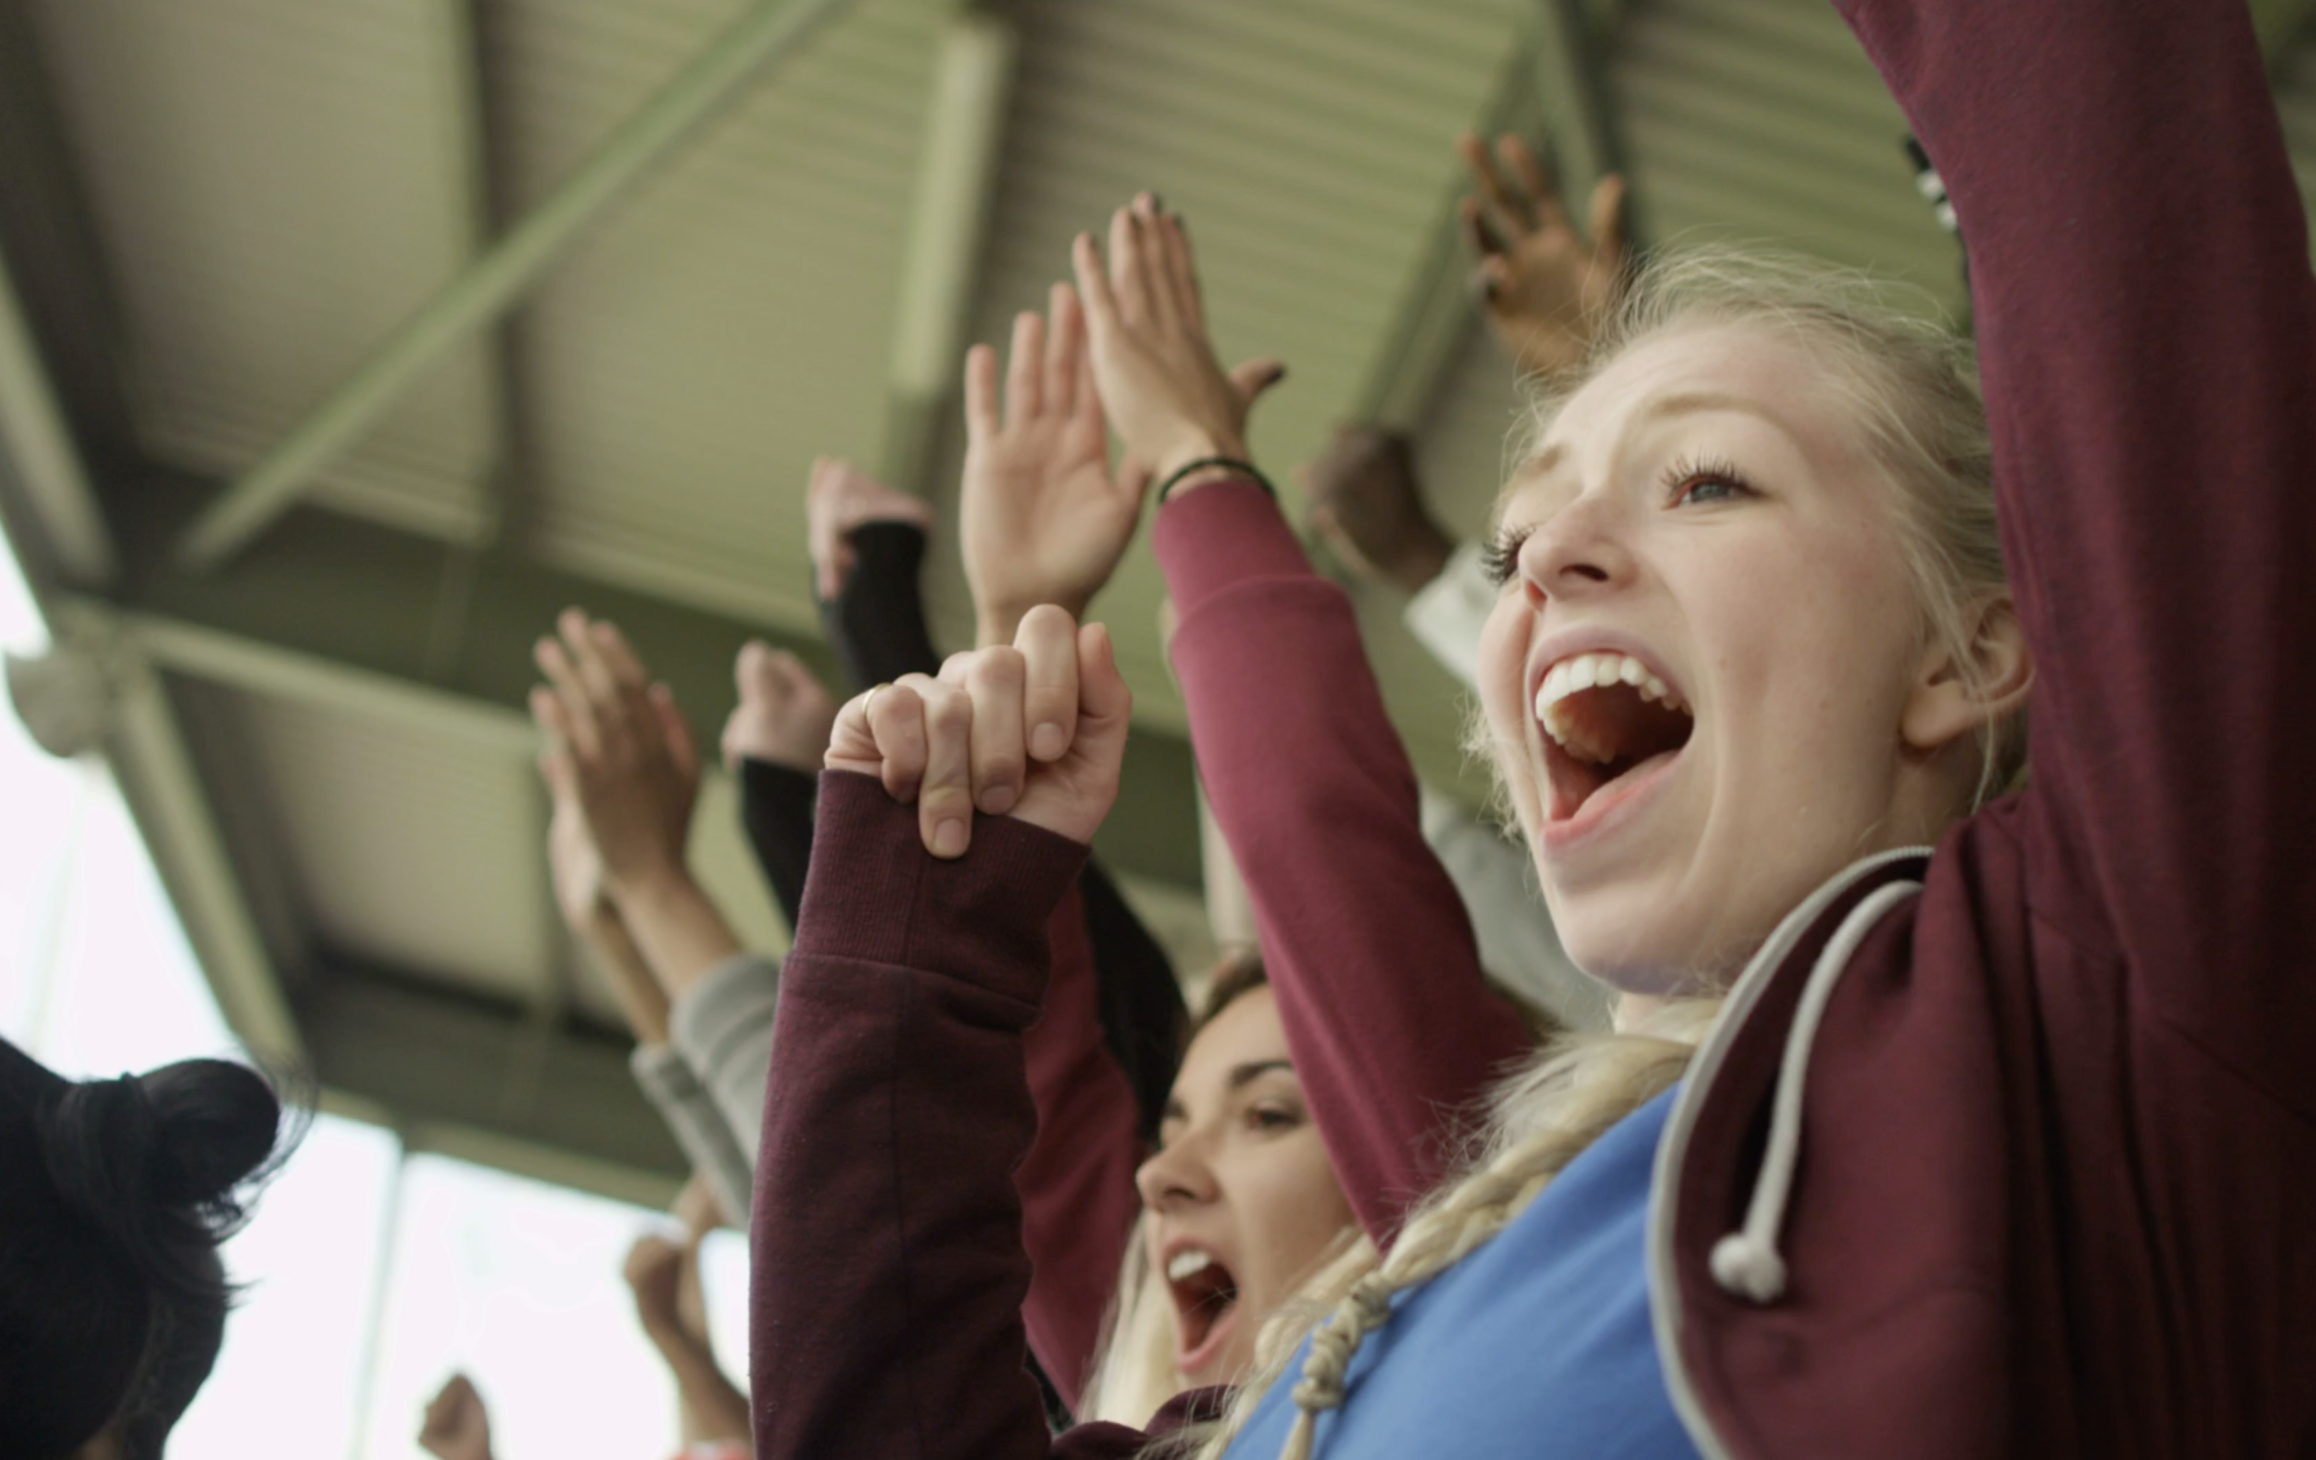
top-left (1588, 173), bottom-right (1630, 269)
top-left (1069, 622), bottom-right (1133, 772)
top-left (1228, 357), bottom-right (1286, 408)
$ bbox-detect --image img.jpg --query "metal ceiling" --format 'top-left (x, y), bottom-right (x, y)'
top-left (3, 0), bottom-right (2312, 1196)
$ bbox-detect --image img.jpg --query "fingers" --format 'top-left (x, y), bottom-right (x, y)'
top-left (650, 684), bottom-right (698, 780)
top-left (1497, 135), bottom-right (1566, 230)
top-left (1068, 621), bottom-right (1134, 770)
top-left (1016, 604), bottom-right (1081, 762)
top-left (1457, 130), bottom-right (1529, 242)
top-left (913, 677), bottom-right (976, 857)
top-left (1459, 194), bottom-right (1511, 260)
top-left (1108, 204), bottom-right (1156, 325)
top-left (1131, 194), bottom-right (1183, 333)
top-left (963, 343), bottom-right (1000, 443)
top-left (1153, 207), bottom-right (1204, 337)
top-left (1005, 308), bottom-right (1045, 428)
top-left (855, 675), bottom-right (934, 803)
top-left (533, 636), bottom-right (601, 761)
top-left (1228, 357), bottom-right (1286, 411)
top-left (955, 646), bottom-right (1027, 815)
top-left (1044, 283), bottom-right (1084, 420)
top-left (1073, 229), bottom-right (1122, 338)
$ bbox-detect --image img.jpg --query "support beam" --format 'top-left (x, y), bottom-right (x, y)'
top-left (882, 8), bottom-right (1019, 493)
top-left (110, 482), bottom-right (1208, 890)
top-left (1353, 0), bottom-right (1626, 430)
top-left (175, 0), bottom-right (859, 574)
top-left (0, 259), bottom-right (113, 585)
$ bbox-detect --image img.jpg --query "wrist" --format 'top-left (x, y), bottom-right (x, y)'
top-left (1151, 434), bottom-right (1244, 490)
top-left (975, 595), bottom-right (1087, 648)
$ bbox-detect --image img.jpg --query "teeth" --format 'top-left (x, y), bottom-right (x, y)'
top-left (1530, 650), bottom-right (1689, 764)
top-left (1167, 1249), bottom-right (1215, 1283)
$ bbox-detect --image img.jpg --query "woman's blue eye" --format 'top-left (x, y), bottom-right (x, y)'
top-left (1680, 477), bottom-right (1737, 505)
top-left (1665, 458), bottom-right (1753, 507)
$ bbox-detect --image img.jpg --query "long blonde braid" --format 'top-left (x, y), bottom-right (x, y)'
top-left (1164, 1000), bottom-right (1719, 1460)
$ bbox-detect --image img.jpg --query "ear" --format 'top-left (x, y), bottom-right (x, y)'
top-left (1900, 595), bottom-right (2033, 754)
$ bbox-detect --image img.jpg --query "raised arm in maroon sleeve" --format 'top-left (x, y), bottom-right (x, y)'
top-left (1017, 884), bottom-right (1144, 1410)
top-left (1155, 481), bottom-right (1534, 1240)
top-left (1837, 0), bottom-right (2316, 1112)
top-left (751, 771), bottom-right (1215, 1459)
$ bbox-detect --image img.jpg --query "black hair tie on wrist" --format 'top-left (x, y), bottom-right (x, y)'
top-left (1156, 456), bottom-right (1274, 505)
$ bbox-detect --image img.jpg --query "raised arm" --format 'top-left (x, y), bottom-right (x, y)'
top-left (1837, 0), bottom-right (2316, 1107)
top-left (1074, 198), bottom-right (1533, 1241)
top-left (750, 611), bottom-right (1133, 1459)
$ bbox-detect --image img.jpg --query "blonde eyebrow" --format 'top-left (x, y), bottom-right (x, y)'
top-left (1498, 389), bottom-right (1804, 518)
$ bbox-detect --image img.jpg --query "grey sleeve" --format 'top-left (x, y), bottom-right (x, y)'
top-left (629, 1042), bottom-right (756, 1223)
top-left (668, 951), bottom-right (783, 1174)
top-left (1418, 786), bottom-right (1608, 1032)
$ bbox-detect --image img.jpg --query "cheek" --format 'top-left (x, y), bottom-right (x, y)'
top-left (1240, 1135), bottom-right (1353, 1271)
top-left (1476, 598), bottom-right (1539, 791)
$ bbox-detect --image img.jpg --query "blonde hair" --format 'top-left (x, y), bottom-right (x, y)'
top-left (1166, 244), bottom-right (2018, 1460)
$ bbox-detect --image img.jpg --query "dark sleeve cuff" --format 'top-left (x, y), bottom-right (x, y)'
top-left (795, 771), bottom-right (1092, 1004)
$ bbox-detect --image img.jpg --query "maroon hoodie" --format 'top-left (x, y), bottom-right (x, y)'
top-left (751, 0), bottom-right (2316, 1453)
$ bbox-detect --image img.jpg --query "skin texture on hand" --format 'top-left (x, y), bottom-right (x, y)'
top-left (418, 1375), bottom-right (494, 1460)
top-left (1071, 192), bottom-right (1284, 495)
top-left (824, 605), bottom-right (1132, 856)
top-left (530, 608), bottom-right (742, 1001)
top-left (1458, 132), bottom-right (1630, 380)
top-left (805, 455), bottom-right (933, 603)
top-left (720, 640), bottom-right (837, 773)
top-left (1300, 426), bottom-right (1457, 593)
top-left (961, 282), bottom-right (1145, 646)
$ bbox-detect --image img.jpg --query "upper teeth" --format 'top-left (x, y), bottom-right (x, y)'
top-left (1533, 652), bottom-right (1684, 764)
top-left (1167, 1249), bottom-right (1215, 1283)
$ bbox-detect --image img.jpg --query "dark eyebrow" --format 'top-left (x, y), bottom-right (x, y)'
top-left (1226, 1059), bottom-right (1295, 1091)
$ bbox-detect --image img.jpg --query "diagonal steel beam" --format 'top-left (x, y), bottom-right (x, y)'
top-left (174, 0), bottom-right (858, 574)
top-left (0, 250), bottom-right (115, 585)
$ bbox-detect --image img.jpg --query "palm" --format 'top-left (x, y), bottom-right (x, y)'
top-left (963, 413), bottom-right (1137, 624)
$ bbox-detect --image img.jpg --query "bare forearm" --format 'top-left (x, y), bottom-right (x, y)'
top-left (614, 869), bottom-right (745, 1004)
top-left (649, 1324), bottom-right (752, 1445)
top-left (580, 912), bottom-right (673, 1045)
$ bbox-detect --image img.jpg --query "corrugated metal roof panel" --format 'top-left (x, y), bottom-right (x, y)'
top-left (26, 0), bottom-right (498, 539)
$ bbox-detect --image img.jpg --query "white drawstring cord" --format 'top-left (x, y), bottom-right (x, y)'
top-left (1708, 879), bottom-right (1922, 1305)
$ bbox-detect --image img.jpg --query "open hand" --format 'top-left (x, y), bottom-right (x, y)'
top-left (1458, 133), bottom-right (1629, 379)
top-left (721, 640), bottom-right (837, 772)
top-left (962, 283), bottom-right (1142, 644)
top-left (825, 604), bottom-right (1131, 855)
top-left (530, 609), bottom-right (699, 896)
top-left (418, 1374), bottom-right (494, 1460)
top-left (805, 455), bottom-right (935, 603)
top-left (540, 747), bottom-right (614, 935)
top-left (1072, 194), bottom-right (1283, 491)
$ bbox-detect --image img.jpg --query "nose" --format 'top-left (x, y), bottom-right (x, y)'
top-left (1516, 490), bottom-right (1636, 605)
top-left (1136, 1133), bottom-right (1219, 1212)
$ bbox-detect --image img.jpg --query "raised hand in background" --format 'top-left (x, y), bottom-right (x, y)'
top-left (1070, 193), bottom-right (1284, 497)
top-left (1300, 426), bottom-right (1457, 594)
top-left (1457, 132), bottom-right (1630, 380)
top-left (825, 605), bottom-right (1131, 858)
top-left (721, 640), bottom-right (837, 773)
top-left (806, 454), bottom-right (934, 604)
top-left (961, 283), bottom-right (1146, 647)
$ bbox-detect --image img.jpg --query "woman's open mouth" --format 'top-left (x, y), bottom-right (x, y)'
top-left (1166, 1245), bottom-right (1242, 1378)
top-left (1533, 650), bottom-right (1695, 833)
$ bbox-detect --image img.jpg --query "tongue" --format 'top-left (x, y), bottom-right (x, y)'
top-left (1562, 685), bottom-right (1692, 769)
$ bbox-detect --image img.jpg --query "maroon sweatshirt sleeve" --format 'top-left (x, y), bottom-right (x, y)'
top-left (1017, 885), bottom-right (1143, 1411)
top-left (750, 770), bottom-right (1090, 1460)
top-left (1835, 0), bottom-right (2316, 1117)
top-left (1155, 481), bottom-right (1534, 1239)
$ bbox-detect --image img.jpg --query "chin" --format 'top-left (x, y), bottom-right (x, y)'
top-left (1540, 872), bottom-right (1720, 998)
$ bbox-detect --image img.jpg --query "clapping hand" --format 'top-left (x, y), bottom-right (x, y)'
top-left (1070, 193), bottom-right (1284, 497)
top-left (825, 605), bottom-right (1131, 856)
top-left (529, 609), bottom-right (698, 898)
top-left (418, 1374), bottom-right (494, 1460)
top-left (1457, 133), bottom-right (1629, 379)
top-left (721, 641), bottom-right (837, 773)
top-left (805, 455), bottom-right (935, 603)
top-left (961, 283), bottom-right (1143, 645)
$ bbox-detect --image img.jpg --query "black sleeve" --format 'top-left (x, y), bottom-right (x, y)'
top-left (1075, 861), bottom-right (1185, 1146)
top-left (822, 521), bottom-right (943, 689)
top-left (740, 758), bottom-right (819, 931)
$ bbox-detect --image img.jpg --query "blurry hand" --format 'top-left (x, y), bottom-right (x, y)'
top-left (1072, 194), bottom-right (1284, 491)
top-left (720, 641), bottom-right (837, 772)
top-left (1458, 133), bottom-right (1630, 379)
top-left (529, 609), bottom-right (698, 897)
top-left (962, 283), bottom-right (1144, 645)
top-left (806, 456), bottom-right (934, 603)
top-left (418, 1374), bottom-right (494, 1460)
top-left (623, 1232), bottom-right (689, 1341)
top-left (1300, 427), bottom-right (1456, 593)
top-left (540, 747), bottom-right (614, 937)
top-left (825, 605), bottom-right (1131, 856)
